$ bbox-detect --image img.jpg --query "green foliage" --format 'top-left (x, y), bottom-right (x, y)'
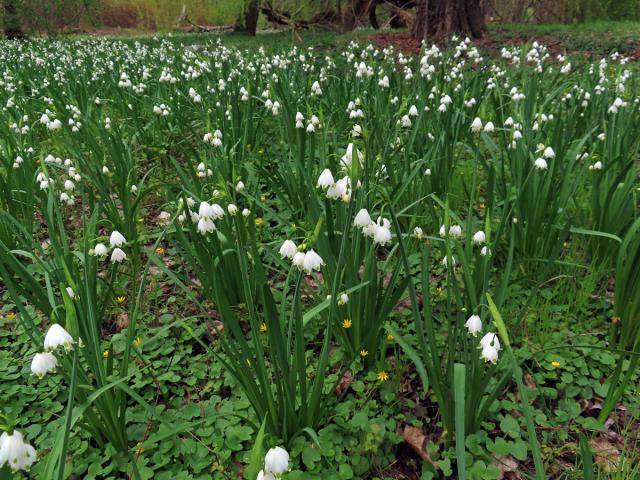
top-left (0, 31), bottom-right (639, 480)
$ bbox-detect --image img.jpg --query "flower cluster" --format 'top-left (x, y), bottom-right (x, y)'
top-left (279, 240), bottom-right (324, 275)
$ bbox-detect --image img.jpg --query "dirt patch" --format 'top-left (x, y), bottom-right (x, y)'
top-left (361, 31), bottom-right (422, 55)
top-left (358, 28), bottom-right (640, 60)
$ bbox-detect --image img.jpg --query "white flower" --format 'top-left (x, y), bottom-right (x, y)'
top-left (465, 315), bottom-right (482, 336)
top-left (449, 225), bottom-right (462, 237)
top-left (109, 231), bottom-right (126, 247)
top-left (470, 117), bottom-right (483, 133)
top-left (480, 246), bottom-right (491, 256)
top-left (413, 226), bottom-right (423, 239)
top-left (340, 143), bottom-right (363, 169)
top-left (110, 247), bottom-right (127, 263)
top-left (197, 217), bottom-right (216, 234)
top-left (94, 243), bottom-right (108, 257)
top-left (326, 176), bottom-right (349, 200)
top-left (264, 446), bottom-right (289, 475)
top-left (354, 209), bottom-right (372, 228)
top-left (372, 223), bottom-right (392, 245)
top-left (210, 204), bottom-right (225, 220)
top-left (543, 146), bottom-right (555, 159)
top-left (257, 470), bottom-right (276, 480)
top-left (338, 293), bottom-right (349, 305)
top-left (0, 430), bottom-right (37, 472)
top-left (317, 169), bottom-right (335, 189)
top-left (31, 352), bottom-right (57, 377)
top-left (292, 251), bottom-right (305, 269)
top-left (484, 121), bottom-right (495, 133)
top-left (236, 181), bottom-right (245, 192)
top-left (362, 223), bottom-right (376, 237)
top-left (43, 324), bottom-right (74, 352)
top-left (242, 208), bottom-right (251, 217)
top-left (590, 161), bottom-right (603, 171)
top-left (227, 204), bottom-right (238, 215)
top-left (279, 240), bottom-right (297, 259)
top-left (534, 158), bottom-right (548, 170)
top-left (301, 250), bottom-right (324, 274)
top-left (481, 344), bottom-right (499, 363)
top-left (480, 332), bottom-right (501, 351)
top-left (472, 230), bottom-right (486, 244)
top-left (199, 201), bottom-right (215, 219)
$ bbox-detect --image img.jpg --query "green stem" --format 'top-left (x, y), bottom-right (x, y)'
top-left (57, 347), bottom-right (80, 480)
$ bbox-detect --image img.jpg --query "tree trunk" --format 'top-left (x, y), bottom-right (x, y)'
top-left (412, 0), bottom-right (484, 41)
top-left (3, 0), bottom-right (24, 39)
top-left (368, 3), bottom-right (379, 29)
top-left (342, 0), bottom-right (371, 31)
top-left (244, 0), bottom-right (260, 36)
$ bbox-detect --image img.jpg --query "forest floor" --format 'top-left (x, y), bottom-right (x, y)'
top-left (78, 21), bottom-right (640, 60)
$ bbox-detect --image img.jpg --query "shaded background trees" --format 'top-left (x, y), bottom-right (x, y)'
top-left (3, 0), bottom-right (23, 38)
top-left (2, 0), bottom-right (640, 38)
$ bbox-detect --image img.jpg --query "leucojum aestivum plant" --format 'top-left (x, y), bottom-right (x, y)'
top-left (0, 33), bottom-right (639, 479)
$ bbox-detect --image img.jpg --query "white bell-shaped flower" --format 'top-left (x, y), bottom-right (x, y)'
top-left (43, 324), bottom-right (74, 352)
top-left (31, 352), bottom-right (58, 377)
top-left (465, 315), bottom-right (482, 336)
top-left (279, 240), bottom-right (297, 259)
top-left (264, 446), bottom-right (289, 475)
top-left (473, 231), bottom-right (486, 244)
top-left (109, 231), bottom-right (126, 247)
top-left (0, 430), bottom-right (37, 472)
top-left (110, 247), bottom-right (127, 263)
top-left (301, 250), bottom-right (324, 274)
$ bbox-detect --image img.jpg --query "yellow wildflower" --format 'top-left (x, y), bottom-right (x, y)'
top-left (341, 319), bottom-right (352, 329)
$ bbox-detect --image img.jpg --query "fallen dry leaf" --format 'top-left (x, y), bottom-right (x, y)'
top-left (116, 312), bottom-right (129, 330)
top-left (524, 373), bottom-right (537, 390)
top-left (335, 370), bottom-right (353, 396)
top-left (493, 455), bottom-right (520, 480)
top-left (400, 424), bottom-right (434, 464)
top-left (591, 436), bottom-right (620, 473)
